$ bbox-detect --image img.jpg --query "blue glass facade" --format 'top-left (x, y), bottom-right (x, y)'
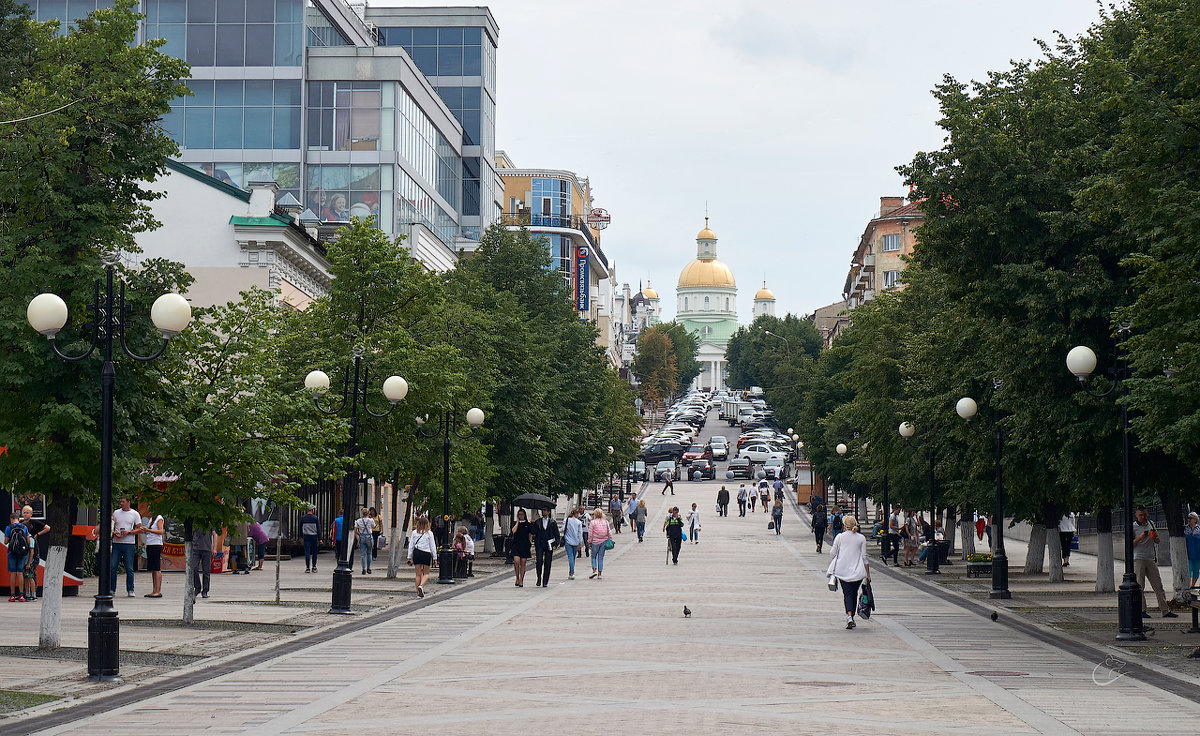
top-left (145, 0), bottom-right (304, 67)
top-left (164, 79), bottom-right (302, 150)
top-left (28, 0), bottom-right (115, 24)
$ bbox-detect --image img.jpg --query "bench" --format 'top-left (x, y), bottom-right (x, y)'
top-left (1189, 591), bottom-right (1200, 634)
top-left (966, 561), bottom-right (992, 578)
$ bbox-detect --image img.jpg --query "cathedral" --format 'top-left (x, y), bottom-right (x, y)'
top-left (675, 219), bottom-right (775, 390)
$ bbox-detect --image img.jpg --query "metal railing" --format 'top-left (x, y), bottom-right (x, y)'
top-left (500, 211), bottom-right (607, 267)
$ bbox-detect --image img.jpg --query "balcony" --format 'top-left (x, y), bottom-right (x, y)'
top-left (501, 211), bottom-right (607, 268)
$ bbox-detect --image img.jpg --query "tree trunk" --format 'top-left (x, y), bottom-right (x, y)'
top-left (960, 514), bottom-right (975, 559)
top-left (483, 499), bottom-right (495, 554)
top-left (1160, 487), bottom-right (1189, 602)
top-left (945, 508), bottom-right (957, 558)
top-left (274, 515), bottom-right (282, 605)
top-left (38, 546), bottom-right (67, 650)
top-left (1025, 523), bottom-right (1047, 574)
top-left (183, 519), bottom-right (195, 625)
top-left (1095, 505), bottom-right (1116, 594)
top-left (1047, 527), bottom-right (1064, 582)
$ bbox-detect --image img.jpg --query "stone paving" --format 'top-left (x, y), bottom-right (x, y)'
top-left (8, 477), bottom-right (1200, 735)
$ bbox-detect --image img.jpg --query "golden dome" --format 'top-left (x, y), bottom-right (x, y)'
top-left (678, 258), bottom-right (736, 289)
top-left (641, 285), bottom-right (659, 299)
top-left (696, 215), bottom-right (717, 241)
top-left (755, 282), bottom-right (775, 300)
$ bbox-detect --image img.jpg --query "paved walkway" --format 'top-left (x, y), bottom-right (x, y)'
top-left (14, 478), bottom-right (1200, 736)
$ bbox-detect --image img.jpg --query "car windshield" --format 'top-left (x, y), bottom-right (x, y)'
top-left (688, 445), bottom-right (705, 452)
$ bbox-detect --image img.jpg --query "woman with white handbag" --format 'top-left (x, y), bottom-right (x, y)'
top-left (825, 515), bottom-right (870, 629)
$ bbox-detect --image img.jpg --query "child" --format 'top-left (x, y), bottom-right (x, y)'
top-left (5, 512), bottom-right (30, 602)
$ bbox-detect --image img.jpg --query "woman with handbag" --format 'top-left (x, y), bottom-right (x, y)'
top-left (406, 516), bottom-right (437, 598)
top-left (826, 514), bottom-right (870, 629)
top-left (587, 509), bottom-right (612, 579)
top-left (510, 509), bottom-right (533, 587)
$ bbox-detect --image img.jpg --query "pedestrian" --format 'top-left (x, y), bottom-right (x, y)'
top-left (1058, 512), bottom-right (1076, 567)
top-left (111, 496), bottom-right (143, 596)
top-left (826, 514), bottom-right (870, 629)
top-left (609, 494), bottom-right (624, 534)
top-left (227, 516), bottom-right (250, 574)
top-left (588, 509), bottom-right (612, 579)
top-left (904, 510), bottom-right (920, 566)
top-left (830, 505), bottom-right (844, 541)
top-left (563, 508), bottom-right (584, 579)
top-left (661, 468), bottom-right (675, 495)
top-left (300, 506), bottom-right (320, 573)
top-left (142, 508), bottom-right (164, 598)
top-left (885, 507), bottom-right (901, 567)
top-left (1132, 506), bottom-right (1177, 618)
top-left (5, 512), bottom-right (30, 602)
top-left (635, 500), bottom-right (648, 542)
top-left (330, 512), bottom-right (355, 570)
top-left (19, 505), bottom-right (50, 602)
top-left (510, 509), bottom-right (533, 587)
top-left (774, 477), bottom-right (785, 503)
top-left (627, 495), bottom-right (638, 532)
top-left (737, 484), bottom-right (748, 516)
top-left (532, 507), bottom-right (560, 587)
top-left (771, 499), bottom-right (784, 535)
top-left (664, 507), bottom-right (684, 565)
top-left (758, 481), bottom-right (769, 512)
top-left (686, 503), bottom-right (702, 543)
top-left (369, 507), bottom-right (381, 560)
top-left (406, 516), bottom-right (436, 598)
top-left (456, 526), bottom-right (475, 577)
top-left (1185, 512), bottom-right (1200, 589)
top-left (716, 486), bottom-right (730, 517)
top-left (812, 504), bottom-right (828, 553)
top-left (248, 518), bottom-right (269, 571)
top-left (747, 484), bottom-right (757, 512)
top-left (191, 527), bottom-right (213, 599)
top-left (354, 507), bottom-right (375, 574)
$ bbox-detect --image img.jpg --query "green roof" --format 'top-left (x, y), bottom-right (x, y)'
top-left (229, 214), bottom-right (294, 227)
top-left (165, 159), bottom-right (250, 202)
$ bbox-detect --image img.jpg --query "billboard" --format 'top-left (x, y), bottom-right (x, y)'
top-left (575, 245), bottom-right (589, 311)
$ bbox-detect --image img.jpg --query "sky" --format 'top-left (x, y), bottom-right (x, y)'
top-left (387, 0), bottom-right (1106, 323)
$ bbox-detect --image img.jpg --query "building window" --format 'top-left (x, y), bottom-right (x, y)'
top-left (165, 79), bottom-right (301, 150)
top-left (882, 233), bottom-right (901, 252)
top-left (704, 296), bottom-right (710, 308)
top-left (725, 297), bottom-right (729, 311)
top-left (531, 178), bottom-right (571, 227)
top-left (306, 81), bottom-right (393, 153)
top-left (304, 164), bottom-right (394, 227)
top-left (186, 161), bottom-right (301, 204)
top-left (144, 0), bottom-right (304, 67)
top-left (703, 326), bottom-right (712, 335)
top-left (683, 297), bottom-right (688, 311)
top-left (883, 270), bottom-right (900, 288)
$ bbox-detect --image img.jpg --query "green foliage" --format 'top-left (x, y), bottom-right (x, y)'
top-left (0, 1), bottom-right (190, 518)
top-left (631, 326), bottom-right (677, 407)
top-left (658, 321), bottom-right (701, 393)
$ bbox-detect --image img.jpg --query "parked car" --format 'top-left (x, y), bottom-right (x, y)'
top-left (654, 460), bottom-right (680, 482)
top-left (727, 457), bottom-right (754, 479)
top-left (642, 442), bottom-right (685, 464)
top-left (710, 441), bottom-right (729, 460)
top-left (626, 460), bottom-right (647, 482)
top-left (763, 458), bottom-right (789, 480)
top-left (682, 443), bottom-right (713, 465)
top-left (689, 458), bottom-right (716, 480)
top-left (739, 444), bottom-right (789, 463)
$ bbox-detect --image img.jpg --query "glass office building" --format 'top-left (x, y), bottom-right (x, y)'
top-left (24, 0), bottom-right (498, 255)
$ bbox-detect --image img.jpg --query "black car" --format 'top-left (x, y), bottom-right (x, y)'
top-left (689, 459), bottom-right (716, 480)
top-left (727, 457), bottom-right (754, 479)
top-left (642, 442), bottom-right (685, 464)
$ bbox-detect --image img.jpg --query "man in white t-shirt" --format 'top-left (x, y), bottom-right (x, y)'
top-left (110, 496), bottom-right (143, 597)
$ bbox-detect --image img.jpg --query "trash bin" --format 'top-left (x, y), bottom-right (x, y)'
top-left (937, 540), bottom-right (952, 565)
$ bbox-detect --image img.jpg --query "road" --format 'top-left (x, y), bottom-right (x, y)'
top-left (13, 413), bottom-right (1200, 735)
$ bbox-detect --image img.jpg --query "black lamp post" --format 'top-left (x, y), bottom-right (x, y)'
top-left (1067, 335), bottom-right (1144, 641)
top-left (954, 395), bottom-right (1010, 598)
top-left (305, 348), bottom-right (408, 614)
top-left (764, 330), bottom-right (791, 359)
top-left (417, 406), bottom-right (485, 584)
top-left (27, 250), bottom-right (193, 682)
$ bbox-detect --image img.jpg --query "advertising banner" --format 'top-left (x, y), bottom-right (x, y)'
top-left (575, 245), bottom-right (589, 311)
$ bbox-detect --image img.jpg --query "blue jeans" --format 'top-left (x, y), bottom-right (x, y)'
top-left (637, 522), bottom-right (645, 540)
top-left (110, 544), bottom-right (137, 593)
top-left (302, 535), bottom-right (319, 569)
top-left (590, 543), bottom-right (607, 572)
top-left (565, 544), bottom-right (578, 574)
top-left (358, 536), bottom-right (374, 571)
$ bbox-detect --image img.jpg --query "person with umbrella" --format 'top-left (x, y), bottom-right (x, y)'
top-left (510, 509), bottom-right (533, 587)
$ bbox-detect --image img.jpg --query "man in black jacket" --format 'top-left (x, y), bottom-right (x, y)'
top-left (532, 508), bottom-right (560, 587)
top-left (716, 486), bottom-right (730, 517)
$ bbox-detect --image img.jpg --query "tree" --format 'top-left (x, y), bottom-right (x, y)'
top-left (658, 321), bottom-right (701, 393)
top-left (0, 0), bottom-right (190, 645)
top-left (148, 288), bottom-right (346, 622)
top-left (631, 327), bottom-right (677, 412)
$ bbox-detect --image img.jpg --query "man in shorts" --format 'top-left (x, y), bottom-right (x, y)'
top-left (5, 512), bottom-right (29, 602)
top-left (20, 505), bottom-right (50, 601)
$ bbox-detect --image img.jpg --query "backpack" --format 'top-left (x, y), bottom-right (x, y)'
top-left (831, 513), bottom-right (844, 532)
top-left (8, 525), bottom-right (29, 560)
top-left (813, 509), bottom-right (827, 528)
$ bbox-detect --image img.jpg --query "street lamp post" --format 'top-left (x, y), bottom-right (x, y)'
top-left (417, 407), bottom-right (485, 584)
top-left (1067, 338), bottom-right (1144, 641)
top-left (835, 442), bottom-right (847, 509)
top-left (27, 251), bottom-right (193, 681)
top-left (763, 330), bottom-right (791, 359)
top-left (955, 395), bottom-right (1010, 598)
top-left (305, 349), bottom-right (408, 613)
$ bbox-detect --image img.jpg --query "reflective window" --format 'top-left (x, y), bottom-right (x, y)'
top-left (167, 80), bottom-right (301, 150)
top-left (33, 0), bottom-right (116, 26)
top-left (883, 270), bottom-right (900, 288)
top-left (704, 296), bottom-right (710, 308)
top-left (305, 164), bottom-right (393, 227)
top-left (532, 178), bottom-right (570, 225)
top-left (307, 81), bottom-right (392, 152)
top-left (379, 25), bottom-right (485, 78)
top-left (184, 161), bottom-right (301, 204)
top-left (145, 0), bottom-right (303, 66)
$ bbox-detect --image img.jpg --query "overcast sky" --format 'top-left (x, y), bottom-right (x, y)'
top-left (389, 0), bottom-right (1105, 322)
